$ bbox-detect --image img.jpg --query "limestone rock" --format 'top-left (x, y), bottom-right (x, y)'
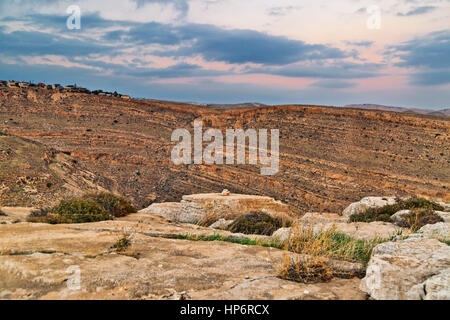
top-left (0, 216), bottom-right (366, 300)
top-left (209, 218), bottom-right (234, 230)
top-left (417, 222), bottom-right (449, 241)
top-left (300, 212), bottom-right (349, 224)
top-left (408, 273), bottom-right (450, 300)
top-left (221, 189), bottom-right (231, 196)
top-left (390, 210), bottom-right (411, 227)
top-left (180, 192), bottom-right (290, 224)
top-left (435, 211), bottom-right (450, 223)
top-left (360, 237), bottom-right (450, 300)
top-left (272, 227), bottom-right (292, 242)
top-left (297, 221), bottom-right (401, 241)
top-left (139, 202), bottom-right (184, 221)
top-left (342, 197), bottom-right (397, 218)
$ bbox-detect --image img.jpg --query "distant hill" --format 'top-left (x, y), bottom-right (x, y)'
top-left (345, 104), bottom-right (450, 117)
top-left (206, 102), bottom-right (267, 109)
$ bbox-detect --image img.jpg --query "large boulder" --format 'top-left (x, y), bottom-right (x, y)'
top-left (140, 192), bottom-right (290, 224)
top-left (180, 192), bottom-right (290, 224)
top-left (342, 197), bottom-right (397, 218)
top-left (360, 237), bottom-right (450, 300)
top-left (417, 222), bottom-right (449, 241)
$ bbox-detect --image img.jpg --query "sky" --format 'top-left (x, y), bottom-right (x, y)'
top-left (0, 0), bottom-right (449, 109)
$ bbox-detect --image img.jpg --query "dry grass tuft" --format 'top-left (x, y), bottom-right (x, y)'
top-left (277, 254), bottom-right (333, 283)
top-left (284, 225), bottom-right (387, 264)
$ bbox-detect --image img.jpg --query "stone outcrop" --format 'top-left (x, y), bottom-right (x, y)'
top-left (139, 202), bottom-right (182, 221)
top-left (271, 227), bottom-right (292, 242)
top-left (342, 197), bottom-right (397, 218)
top-left (417, 222), bottom-right (449, 241)
top-left (0, 212), bottom-right (366, 300)
top-left (292, 212), bottom-right (403, 240)
top-left (360, 237), bottom-right (450, 300)
top-left (300, 212), bottom-right (349, 225)
top-left (208, 218), bottom-right (234, 230)
top-left (141, 192), bottom-right (290, 224)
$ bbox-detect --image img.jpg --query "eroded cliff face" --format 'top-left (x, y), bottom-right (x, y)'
top-left (0, 87), bottom-right (449, 211)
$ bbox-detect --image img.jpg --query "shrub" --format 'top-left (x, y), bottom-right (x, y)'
top-left (112, 235), bottom-right (131, 252)
top-left (286, 226), bottom-right (387, 264)
top-left (49, 199), bottom-right (112, 223)
top-left (403, 209), bottom-right (444, 232)
top-left (227, 212), bottom-right (288, 236)
top-left (82, 192), bottom-right (136, 218)
top-left (350, 196), bottom-right (445, 223)
top-left (277, 255), bottom-right (333, 283)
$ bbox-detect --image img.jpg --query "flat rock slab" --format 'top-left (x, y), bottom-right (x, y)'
top-left (0, 213), bottom-right (365, 300)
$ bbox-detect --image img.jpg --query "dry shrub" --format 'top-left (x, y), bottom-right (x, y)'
top-left (198, 210), bottom-right (293, 230)
top-left (82, 192), bottom-right (136, 218)
top-left (277, 254), bottom-right (333, 283)
top-left (285, 225), bottom-right (387, 264)
top-left (227, 211), bottom-right (290, 236)
top-left (404, 209), bottom-right (444, 232)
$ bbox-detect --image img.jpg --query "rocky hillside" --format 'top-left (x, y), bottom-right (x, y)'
top-left (0, 133), bottom-right (113, 207)
top-left (0, 87), bottom-right (449, 212)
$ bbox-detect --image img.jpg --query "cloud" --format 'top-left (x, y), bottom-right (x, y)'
top-left (389, 30), bottom-right (450, 69)
top-left (344, 40), bottom-right (374, 47)
top-left (397, 6), bottom-right (436, 16)
top-left (247, 62), bottom-right (383, 79)
top-left (388, 30), bottom-right (450, 85)
top-left (0, 28), bottom-right (113, 57)
top-left (311, 80), bottom-right (357, 89)
top-left (132, 0), bottom-right (189, 18)
top-left (105, 22), bottom-right (349, 65)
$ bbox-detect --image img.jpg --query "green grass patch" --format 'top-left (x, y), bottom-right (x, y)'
top-left (175, 233), bottom-right (284, 249)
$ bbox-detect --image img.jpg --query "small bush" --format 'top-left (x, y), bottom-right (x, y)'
top-left (277, 255), bottom-right (333, 283)
top-left (350, 196), bottom-right (444, 223)
top-left (403, 209), bottom-right (444, 232)
top-left (112, 235), bottom-right (131, 252)
top-left (83, 192), bottom-right (136, 218)
top-left (227, 212), bottom-right (287, 236)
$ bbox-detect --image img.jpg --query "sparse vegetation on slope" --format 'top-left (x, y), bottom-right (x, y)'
top-left (349, 196), bottom-right (444, 223)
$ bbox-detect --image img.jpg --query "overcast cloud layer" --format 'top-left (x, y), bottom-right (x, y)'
top-left (0, 0), bottom-right (449, 108)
